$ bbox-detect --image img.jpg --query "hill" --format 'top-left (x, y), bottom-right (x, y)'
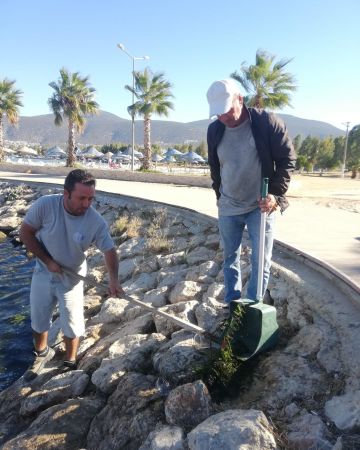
top-left (4, 110), bottom-right (345, 147)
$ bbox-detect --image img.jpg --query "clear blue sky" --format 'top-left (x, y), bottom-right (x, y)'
top-left (2, 0), bottom-right (359, 131)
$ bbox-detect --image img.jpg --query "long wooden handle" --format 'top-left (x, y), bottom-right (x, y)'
top-left (61, 266), bottom-right (206, 334)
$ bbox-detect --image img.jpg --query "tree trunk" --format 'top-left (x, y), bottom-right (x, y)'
top-left (67, 120), bottom-right (76, 167)
top-left (142, 115), bottom-right (151, 170)
top-left (0, 117), bottom-right (4, 162)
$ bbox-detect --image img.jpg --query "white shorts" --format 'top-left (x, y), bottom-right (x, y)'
top-left (30, 264), bottom-right (85, 338)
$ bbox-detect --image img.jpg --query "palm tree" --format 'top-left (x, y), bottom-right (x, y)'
top-left (126, 68), bottom-right (174, 170)
top-left (231, 49), bottom-right (296, 109)
top-left (48, 68), bottom-right (99, 167)
top-left (0, 79), bottom-right (23, 161)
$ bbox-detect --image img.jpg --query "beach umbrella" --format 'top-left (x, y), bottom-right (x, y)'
top-left (152, 153), bottom-right (163, 162)
top-left (161, 155), bottom-right (176, 163)
top-left (121, 147), bottom-right (134, 156)
top-left (164, 148), bottom-right (182, 157)
top-left (81, 146), bottom-right (103, 158)
top-left (104, 151), bottom-right (113, 159)
top-left (2, 147), bottom-right (16, 154)
top-left (45, 146), bottom-right (66, 158)
top-left (181, 151), bottom-right (205, 162)
top-left (17, 146), bottom-right (38, 156)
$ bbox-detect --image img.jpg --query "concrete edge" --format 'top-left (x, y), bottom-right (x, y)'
top-left (1, 176), bottom-right (359, 303)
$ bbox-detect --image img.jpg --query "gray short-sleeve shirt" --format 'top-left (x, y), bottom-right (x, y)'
top-left (217, 119), bottom-right (262, 215)
top-left (24, 194), bottom-right (114, 272)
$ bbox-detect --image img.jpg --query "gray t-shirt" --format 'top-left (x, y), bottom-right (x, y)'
top-left (24, 194), bottom-right (114, 273)
top-left (217, 119), bottom-right (262, 215)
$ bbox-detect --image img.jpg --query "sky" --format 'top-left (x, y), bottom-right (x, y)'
top-left (1, 0), bottom-right (359, 132)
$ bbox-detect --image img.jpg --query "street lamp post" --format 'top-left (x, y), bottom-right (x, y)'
top-left (117, 43), bottom-right (149, 171)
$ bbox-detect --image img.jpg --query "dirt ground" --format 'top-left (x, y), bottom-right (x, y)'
top-left (287, 174), bottom-right (360, 214)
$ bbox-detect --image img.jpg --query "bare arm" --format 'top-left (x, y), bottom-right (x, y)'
top-left (19, 222), bottom-right (62, 273)
top-left (104, 247), bottom-right (124, 297)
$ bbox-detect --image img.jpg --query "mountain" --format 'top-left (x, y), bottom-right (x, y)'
top-left (4, 110), bottom-right (345, 147)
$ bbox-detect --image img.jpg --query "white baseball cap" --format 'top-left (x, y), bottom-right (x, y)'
top-left (206, 79), bottom-right (241, 118)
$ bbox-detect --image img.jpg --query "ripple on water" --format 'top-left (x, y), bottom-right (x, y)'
top-left (0, 239), bottom-right (35, 391)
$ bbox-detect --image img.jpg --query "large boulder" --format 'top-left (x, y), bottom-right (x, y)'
top-left (91, 333), bottom-right (166, 393)
top-left (20, 370), bottom-right (89, 416)
top-left (154, 301), bottom-right (199, 336)
top-left (2, 397), bottom-right (104, 450)
top-left (153, 330), bottom-right (209, 384)
top-left (187, 409), bottom-right (277, 450)
top-left (139, 425), bottom-right (186, 450)
top-left (165, 380), bottom-right (212, 430)
top-left (325, 390), bottom-right (360, 430)
top-left (87, 372), bottom-right (165, 450)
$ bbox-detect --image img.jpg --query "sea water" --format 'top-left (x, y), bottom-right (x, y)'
top-left (0, 239), bottom-right (34, 391)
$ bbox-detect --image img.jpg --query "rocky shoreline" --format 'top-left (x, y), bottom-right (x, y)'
top-left (1, 181), bottom-right (360, 449)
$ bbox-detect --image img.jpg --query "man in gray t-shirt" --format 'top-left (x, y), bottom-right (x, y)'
top-left (20, 169), bottom-right (123, 380)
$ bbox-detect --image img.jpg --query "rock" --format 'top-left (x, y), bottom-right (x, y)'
top-left (0, 231), bottom-right (7, 242)
top-left (157, 265), bottom-right (189, 289)
top-left (143, 286), bottom-right (169, 307)
top-left (202, 282), bottom-right (225, 302)
top-left (169, 281), bottom-right (203, 304)
top-left (204, 233), bottom-right (219, 250)
top-left (239, 353), bottom-right (326, 410)
top-left (187, 409), bottom-right (277, 450)
top-left (154, 301), bottom-right (199, 336)
top-left (153, 330), bottom-right (209, 384)
top-left (187, 234), bottom-right (207, 250)
top-left (139, 425), bottom-right (186, 450)
top-left (87, 249), bottom-right (106, 270)
top-left (285, 324), bottom-right (324, 357)
top-left (287, 412), bottom-right (333, 449)
top-left (77, 324), bottom-right (103, 358)
top-left (118, 236), bottom-right (147, 259)
top-left (316, 322), bottom-right (343, 373)
top-left (157, 252), bottom-right (186, 268)
top-left (0, 215), bottom-right (22, 232)
top-left (83, 294), bottom-right (103, 317)
top-left (91, 333), bottom-right (166, 393)
top-left (165, 380), bottom-right (212, 430)
top-left (78, 313), bottom-right (155, 372)
top-left (185, 260), bottom-right (220, 284)
top-left (122, 271), bottom-right (158, 293)
top-left (0, 380), bottom-right (33, 445)
top-left (136, 255), bottom-right (160, 274)
top-left (173, 237), bottom-right (191, 252)
top-left (284, 402), bottom-right (301, 419)
top-left (118, 256), bottom-right (139, 281)
top-left (195, 297), bottom-right (228, 333)
top-left (87, 372), bottom-right (165, 450)
top-left (186, 248), bottom-right (216, 265)
top-left (2, 397), bottom-right (104, 450)
top-left (92, 296), bottom-right (142, 324)
top-left (325, 390), bottom-right (360, 430)
top-left (20, 370), bottom-right (90, 416)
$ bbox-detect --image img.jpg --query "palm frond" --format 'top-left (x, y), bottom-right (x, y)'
top-left (231, 49), bottom-right (296, 109)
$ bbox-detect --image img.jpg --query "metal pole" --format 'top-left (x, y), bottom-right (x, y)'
top-left (342, 122), bottom-right (350, 178)
top-left (131, 58), bottom-right (135, 171)
top-left (117, 43), bottom-right (149, 173)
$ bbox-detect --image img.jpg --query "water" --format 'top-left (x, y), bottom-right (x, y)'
top-left (0, 239), bottom-right (35, 391)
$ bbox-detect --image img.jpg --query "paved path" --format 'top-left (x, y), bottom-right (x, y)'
top-left (1, 171), bottom-right (359, 287)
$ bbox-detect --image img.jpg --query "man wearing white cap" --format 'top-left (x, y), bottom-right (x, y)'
top-left (206, 79), bottom-right (296, 313)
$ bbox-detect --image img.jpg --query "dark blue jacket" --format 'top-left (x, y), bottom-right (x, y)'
top-left (207, 106), bottom-right (297, 212)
